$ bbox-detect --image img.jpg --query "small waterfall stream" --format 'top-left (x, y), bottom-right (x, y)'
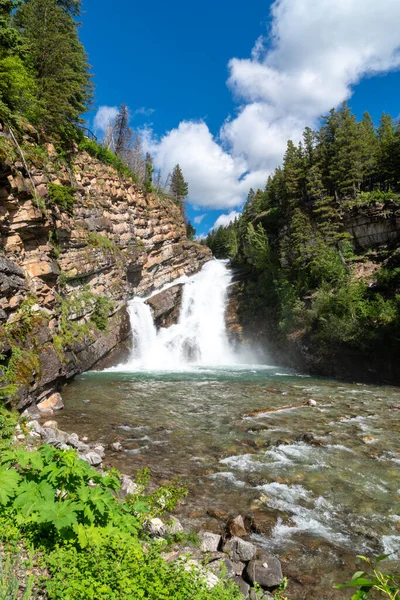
top-left (122, 259), bottom-right (238, 370)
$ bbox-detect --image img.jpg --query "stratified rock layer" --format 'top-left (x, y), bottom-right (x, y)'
top-left (0, 137), bottom-right (211, 407)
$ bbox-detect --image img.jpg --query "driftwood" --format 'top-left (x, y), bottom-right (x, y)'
top-left (246, 399), bottom-right (316, 418)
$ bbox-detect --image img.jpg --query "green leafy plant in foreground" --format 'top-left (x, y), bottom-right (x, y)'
top-left (335, 556), bottom-right (400, 600)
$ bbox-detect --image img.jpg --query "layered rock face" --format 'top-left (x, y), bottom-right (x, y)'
top-left (0, 136), bottom-right (211, 408)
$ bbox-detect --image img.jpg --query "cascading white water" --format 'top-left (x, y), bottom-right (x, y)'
top-left (123, 259), bottom-right (238, 370)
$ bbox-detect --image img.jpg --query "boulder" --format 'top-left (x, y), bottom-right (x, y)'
top-left (165, 517), bottom-right (184, 535)
top-left (43, 420), bottom-right (58, 429)
top-left (232, 576), bottom-right (250, 598)
top-left (226, 515), bottom-right (248, 538)
top-left (223, 537), bottom-right (256, 562)
top-left (67, 433), bottom-right (80, 448)
top-left (81, 452), bottom-right (103, 467)
top-left (206, 554), bottom-right (235, 579)
top-left (146, 518), bottom-right (166, 537)
top-left (93, 444), bottom-right (105, 458)
top-left (37, 392), bottom-right (64, 412)
top-left (120, 475), bottom-right (140, 497)
top-left (199, 531), bottom-right (222, 553)
top-left (111, 441), bottom-right (123, 451)
top-left (244, 555), bottom-right (283, 589)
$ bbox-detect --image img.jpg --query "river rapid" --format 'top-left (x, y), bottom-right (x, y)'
top-left (56, 260), bottom-right (400, 598)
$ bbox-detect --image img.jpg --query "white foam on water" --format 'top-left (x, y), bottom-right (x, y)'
top-left (220, 454), bottom-right (267, 472)
top-left (382, 535), bottom-right (400, 559)
top-left (209, 472), bottom-right (247, 487)
top-left (256, 482), bottom-right (350, 548)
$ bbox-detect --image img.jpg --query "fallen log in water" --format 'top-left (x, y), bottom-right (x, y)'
top-left (246, 399), bottom-right (316, 417)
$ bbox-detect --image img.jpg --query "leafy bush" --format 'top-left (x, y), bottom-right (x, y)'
top-left (48, 183), bottom-right (75, 213)
top-left (335, 555), bottom-right (400, 600)
top-left (91, 297), bottom-right (113, 332)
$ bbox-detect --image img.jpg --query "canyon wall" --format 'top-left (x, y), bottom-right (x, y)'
top-left (0, 132), bottom-right (211, 409)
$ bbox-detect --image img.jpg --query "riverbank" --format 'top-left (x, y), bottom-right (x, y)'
top-left (0, 405), bottom-right (287, 599)
top-left (53, 366), bottom-right (400, 600)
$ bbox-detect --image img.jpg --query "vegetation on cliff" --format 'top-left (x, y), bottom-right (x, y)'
top-left (0, 408), bottom-right (243, 599)
top-left (205, 103), bottom-right (400, 371)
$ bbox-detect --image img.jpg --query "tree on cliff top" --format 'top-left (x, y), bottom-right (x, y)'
top-left (169, 164), bottom-right (188, 213)
top-left (113, 103), bottom-right (132, 159)
top-left (15, 0), bottom-right (93, 139)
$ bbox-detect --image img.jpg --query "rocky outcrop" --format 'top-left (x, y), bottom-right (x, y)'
top-left (145, 283), bottom-right (183, 328)
top-left (344, 201), bottom-right (400, 250)
top-left (0, 133), bottom-right (211, 407)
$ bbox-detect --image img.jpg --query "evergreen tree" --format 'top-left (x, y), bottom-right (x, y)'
top-left (169, 164), bottom-right (188, 213)
top-left (15, 0), bottom-right (93, 139)
top-left (377, 113), bottom-right (397, 190)
top-left (113, 103), bottom-right (132, 158)
top-left (0, 0), bottom-right (37, 121)
top-left (359, 112), bottom-right (378, 189)
top-left (186, 221), bottom-right (196, 240)
top-left (143, 152), bottom-right (154, 195)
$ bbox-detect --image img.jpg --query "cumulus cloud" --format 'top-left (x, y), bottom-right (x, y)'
top-left (141, 0), bottom-right (400, 210)
top-left (194, 214), bottom-right (207, 225)
top-left (93, 105), bottom-right (118, 133)
top-left (212, 211), bottom-right (241, 230)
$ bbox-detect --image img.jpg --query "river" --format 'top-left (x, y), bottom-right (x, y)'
top-left (56, 260), bottom-right (400, 598)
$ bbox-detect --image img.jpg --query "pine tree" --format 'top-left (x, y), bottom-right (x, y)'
top-left (0, 0), bottom-right (37, 121)
top-left (15, 0), bottom-right (93, 139)
top-left (377, 113), bottom-right (397, 190)
top-left (113, 103), bottom-right (132, 158)
top-left (143, 152), bottom-right (154, 195)
top-left (169, 164), bottom-right (188, 213)
top-left (359, 112), bottom-right (378, 189)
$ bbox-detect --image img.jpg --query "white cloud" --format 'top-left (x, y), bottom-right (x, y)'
top-left (139, 0), bottom-right (400, 210)
top-left (212, 211), bottom-right (241, 230)
top-left (194, 214), bottom-right (206, 225)
top-left (134, 107), bottom-right (155, 117)
top-left (93, 106), bottom-right (118, 133)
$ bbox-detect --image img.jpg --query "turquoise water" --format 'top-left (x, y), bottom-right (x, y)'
top-left (56, 365), bottom-right (400, 598)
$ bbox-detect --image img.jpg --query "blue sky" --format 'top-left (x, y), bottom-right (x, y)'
top-left (80, 0), bottom-right (400, 237)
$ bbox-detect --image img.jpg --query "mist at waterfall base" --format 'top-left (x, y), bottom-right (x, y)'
top-left (108, 259), bottom-right (267, 373)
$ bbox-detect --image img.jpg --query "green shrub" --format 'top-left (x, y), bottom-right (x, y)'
top-left (91, 297), bottom-right (113, 332)
top-left (48, 183), bottom-right (75, 213)
top-left (78, 139), bottom-right (137, 182)
top-left (335, 555), bottom-right (400, 600)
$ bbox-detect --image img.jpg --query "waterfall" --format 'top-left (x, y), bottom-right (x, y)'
top-left (120, 259), bottom-right (238, 370)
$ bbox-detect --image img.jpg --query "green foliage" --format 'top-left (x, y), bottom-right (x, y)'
top-left (186, 221), bottom-right (196, 240)
top-left (78, 138), bottom-right (137, 181)
top-left (53, 290), bottom-right (113, 355)
top-left (91, 297), bottom-right (113, 332)
top-left (87, 233), bottom-right (121, 256)
top-left (48, 183), bottom-right (75, 213)
top-left (44, 533), bottom-right (242, 600)
top-left (170, 164), bottom-right (188, 211)
top-left (205, 103), bottom-right (400, 359)
top-left (0, 407), bottom-right (18, 451)
top-left (0, 546), bottom-right (36, 599)
top-left (14, 0), bottom-right (93, 140)
top-left (335, 556), bottom-right (400, 600)
top-left (0, 434), bottom-right (241, 600)
top-left (144, 152), bottom-right (154, 194)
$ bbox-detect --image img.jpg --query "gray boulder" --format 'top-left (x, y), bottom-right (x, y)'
top-left (223, 536), bottom-right (256, 562)
top-left (245, 555), bottom-right (283, 589)
top-left (199, 531), bottom-right (222, 552)
top-left (82, 452), bottom-right (103, 467)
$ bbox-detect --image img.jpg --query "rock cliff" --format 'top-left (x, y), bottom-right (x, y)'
top-left (0, 133), bottom-right (211, 408)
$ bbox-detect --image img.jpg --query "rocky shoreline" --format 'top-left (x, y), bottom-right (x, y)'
top-left (17, 404), bottom-right (285, 600)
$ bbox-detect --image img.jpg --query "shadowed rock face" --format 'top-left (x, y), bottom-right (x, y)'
top-left (0, 135), bottom-right (211, 407)
top-left (145, 284), bottom-right (183, 329)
